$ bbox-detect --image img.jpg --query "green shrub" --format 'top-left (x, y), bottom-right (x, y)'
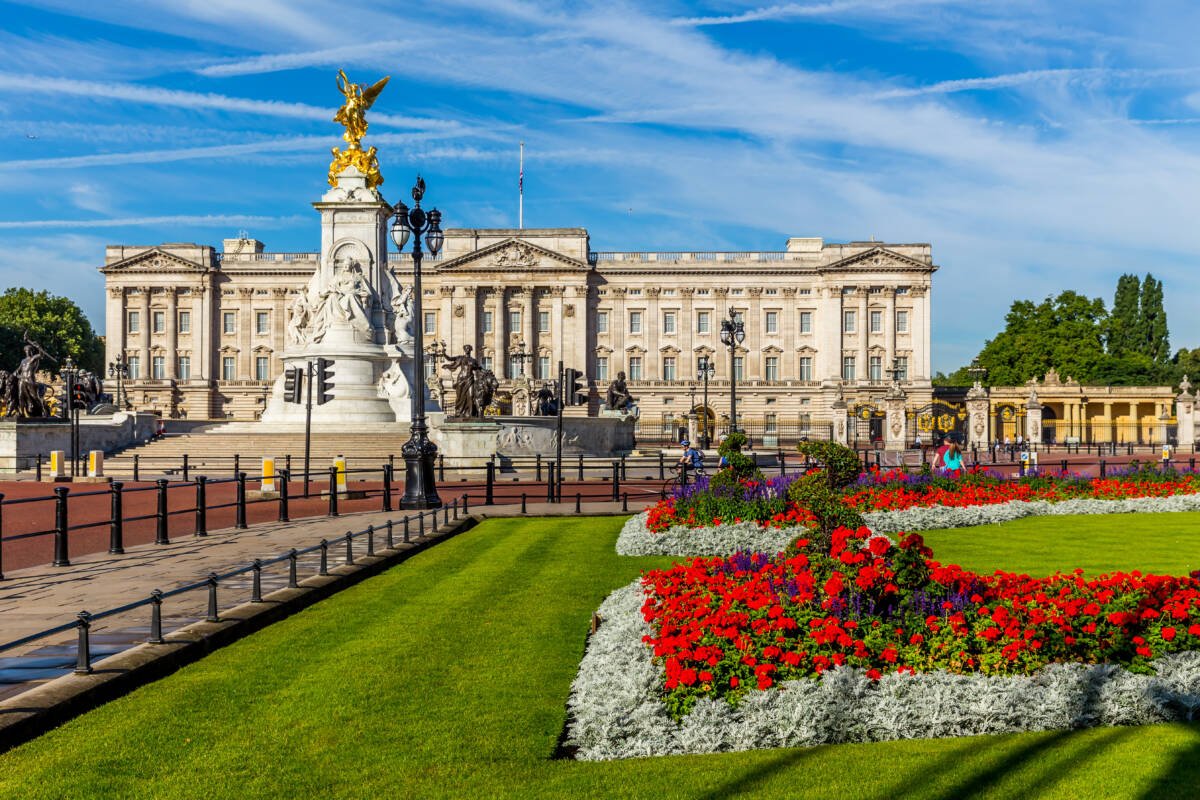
top-left (785, 472), bottom-right (864, 548)
top-left (718, 431), bottom-right (759, 480)
top-left (796, 440), bottom-right (861, 489)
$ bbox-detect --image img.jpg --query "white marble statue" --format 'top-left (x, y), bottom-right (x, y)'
top-left (311, 262), bottom-right (375, 340)
top-left (390, 282), bottom-right (414, 350)
top-left (286, 291), bottom-right (312, 346)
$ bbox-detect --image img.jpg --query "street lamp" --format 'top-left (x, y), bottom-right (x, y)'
top-left (696, 355), bottom-right (715, 448)
top-left (61, 356), bottom-right (82, 477)
top-left (108, 353), bottom-right (130, 409)
top-left (510, 338), bottom-right (533, 379)
top-left (390, 176), bottom-right (444, 510)
top-left (718, 308), bottom-right (745, 434)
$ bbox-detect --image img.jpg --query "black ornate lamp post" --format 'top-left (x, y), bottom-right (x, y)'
top-left (696, 355), bottom-right (715, 448)
top-left (108, 353), bottom-right (129, 409)
top-left (510, 338), bottom-right (533, 379)
top-left (718, 308), bottom-right (745, 434)
top-left (391, 176), bottom-right (444, 509)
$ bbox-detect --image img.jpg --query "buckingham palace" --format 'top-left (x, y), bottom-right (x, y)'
top-left (99, 228), bottom-right (937, 440)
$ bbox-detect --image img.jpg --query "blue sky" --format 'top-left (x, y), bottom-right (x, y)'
top-left (3, 0), bottom-right (1200, 373)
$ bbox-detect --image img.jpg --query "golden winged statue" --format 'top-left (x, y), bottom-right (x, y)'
top-left (329, 69), bottom-right (390, 188)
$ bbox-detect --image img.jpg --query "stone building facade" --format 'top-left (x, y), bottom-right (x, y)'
top-left (99, 228), bottom-right (937, 436)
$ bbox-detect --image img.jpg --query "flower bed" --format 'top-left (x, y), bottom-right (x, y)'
top-left (566, 581), bottom-right (1200, 760)
top-left (616, 513), bottom-right (799, 557)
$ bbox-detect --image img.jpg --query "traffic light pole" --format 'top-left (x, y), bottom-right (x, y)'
top-left (303, 360), bottom-right (313, 498)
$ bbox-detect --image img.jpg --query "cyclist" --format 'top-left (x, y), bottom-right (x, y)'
top-left (677, 440), bottom-right (705, 480)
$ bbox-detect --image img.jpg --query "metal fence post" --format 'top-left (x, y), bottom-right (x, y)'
top-left (546, 461), bottom-right (555, 502)
top-left (109, 481), bottom-right (125, 554)
top-left (345, 532), bottom-right (354, 565)
top-left (382, 464), bottom-right (393, 512)
top-left (367, 524), bottom-right (375, 557)
top-left (611, 461), bottom-right (620, 501)
top-left (155, 478), bottom-right (170, 544)
top-left (235, 472), bottom-right (248, 529)
top-left (288, 549), bottom-right (298, 588)
top-left (132, 454), bottom-right (140, 483)
top-left (148, 590), bottom-right (165, 643)
top-left (327, 467), bottom-right (339, 517)
top-left (233, 453), bottom-right (240, 481)
top-left (658, 451), bottom-right (665, 480)
top-left (536, 453), bottom-right (542, 481)
top-left (206, 573), bottom-right (219, 622)
top-left (251, 559), bottom-right (263, 602)
top-left (431, 507), bottom-right (439, 533)
top-left (622, 492), bottom-right (629, 512)
top-left (438, 454), bottom-right (445, 482)
top-left (285, 454), bottom-right (292, 475)
top-left (778, 449), bottom-right (786, 476)
top-left (319, 539), bottom-right (328, 575)
top-left (53, 486), bottom-right (70, 566)
top-left (621, 456), bottom-right (628, 481)
top-left (521, 493), bottom-right (527, 514)
top-left (575, 492), bottom-right (581, 513)
top-left (1100, 459), bottom-right (1107, 478)
top-left (35, 454), bottom-right (42, 482)
top-left (577, 455), bottom-right (584, 481)
top-left (194, 475), bottom-right (208, 536)
top-left (279, 468), bottom-right (290, 522)
top-left (182, 453), bottom-right (190, 482)
top-left (404, 516), bottom-right (411, 543)
top-left (462, 494), bottom-right (469, 516)
top-left (485, 461), bottom-right (495, 506)
top-left (386, 520), bottom-right (394, 549)
top-left (74, 611), bottom-right (92, 674)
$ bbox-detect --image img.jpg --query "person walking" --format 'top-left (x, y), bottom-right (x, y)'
top-left (943, 441), bottom-right (965, 478)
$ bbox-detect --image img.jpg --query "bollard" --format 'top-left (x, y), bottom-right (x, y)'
top-left (611, 461), bottom-right (620, 501)
top-left (148, 590), bottom-right (165, 643)
top-left (404, 516), bottom-right (411, 543)
top-left (345, 532), bottom-right (354, 565)
top-left (622, 492), bottom-right (629, 512)
top-left (536, 454), bottom-right (543, 482)
top-left (367, 524), bottom-right (375, 557)
top-left (416, 511), bottom-right (424, 538)
top-left (463, 494), bottom-right (469, 516)
top-left (327, 467), bottom-right (339, 517)
top-left (1061, 459), bottom-right (1068, 475)
top-left (133, 454), bottom-right (140, 483)
top-left (319, 539), bottom-right (329, 575)
top-left (286, 454), bottom-right (292, 475)
top-left (53, 486), bottom-right (70, 566)
top-left (575, 492), bottom-right (581, 513)
top-left (194, 476), bottom-right (208, 536)
top-left (621, 456), bottom-right (628, 481)
top-left (578, 455), bottom-right (584, 481)
top-left (382, 464), bottom-right (393, 512)
top-left (485, 462), bottom-right (495, 506)
top-left (658, 451), bottom-right (665, 480)
top-left (235, 472), bottom-right (248, 530)
top-left (388, 454), bottom-right (394, 472)
top-left (155, 479), bottom-right (170, 544)
top-left (1019, 461), bottom-right (1026, 478)
top-left (452, 498), bottom-right (459, 520)
top-left (778, 449), bottom-right (786, 477)
top-left (438, 453), bottom-right (445, 482)
top-left (206, 573), bottom-right (219, 622)
top-left (288, 549), bottom-right (298, 588)
top-left (182, 453), bottom-right (189, 482)
top-left (443, 505), bottom-right (449, 526)
top-left (251, 559), bottom-right (263, 603)
top-left (431, 507), bottom-right (439, 533)
top-left (1100, 459), bottom-right (1106, 478)
top-left (109, 481), bottom-right (125, 554)
top-left (233, 454), bottom-right (240, 481)
top-left (35, 453), bottom-right (42, 482)
top-left (386, 519), bottom-right (394, 549)
top-left (521, 493), bottom-right (527, 514)
top-left (333, 455), bottom-right (348, 496)
top-left (279, 469), bottom-right (290, 522)
top-left (74, 611), bottom-right (92, 675)
top-left (260, 457), bottom-right (277, 494)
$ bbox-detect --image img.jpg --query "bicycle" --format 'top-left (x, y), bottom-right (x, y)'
top-left (662, 463), bottom-right (705, 496)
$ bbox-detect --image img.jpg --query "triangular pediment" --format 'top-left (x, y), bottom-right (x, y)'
top-left (435, 238), bottom-right (590, 272)
top-left (101, 248), bottom-right (212, 274)
top-left (822, 247), bottom-right (934, 274)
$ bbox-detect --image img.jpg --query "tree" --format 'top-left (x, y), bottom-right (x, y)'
top-left (0, 288), bottom-right (104, 375)
top-left (973, 291), bottom-right (1108, 386)
top-left (1139, 274), bottom-right (1170, 363)
top-left (1107, 273), bottom-right (1141, 357)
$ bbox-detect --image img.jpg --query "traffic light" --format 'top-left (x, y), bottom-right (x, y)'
top-left (283, 366), bottom-right (303, 404)
top-left (316, 358), bottom-right (335, 405)
top-left (71, 381), bottom-right (89, 410)
top-left (564, 368), bottom-right (588, 406)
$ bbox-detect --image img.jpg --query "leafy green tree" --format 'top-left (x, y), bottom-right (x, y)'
top-left (1107, 273), bottom-right (1141, 357)
top-left (973, 291), bottom-right (1108, 386)
top-left (1139, 274), bottom-right (1170, 363)
top-left (0, 288), bottom-right (104, 375)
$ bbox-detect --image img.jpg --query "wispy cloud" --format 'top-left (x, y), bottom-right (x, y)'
top-left (875, 66), bottom-right (1200, 99)
top-left (0, 214), bottom-right (304, 230)
top-left (197, 40), bottom-right (415, 78)
top-left (672, 0), bottom-right (951, 26)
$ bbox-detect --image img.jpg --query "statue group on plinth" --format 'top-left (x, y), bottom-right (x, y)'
top-left (443, 345), bottom-right (499, 418)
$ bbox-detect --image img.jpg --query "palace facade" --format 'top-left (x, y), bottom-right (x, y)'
top-left (99, 228), bottom-right (937, 436)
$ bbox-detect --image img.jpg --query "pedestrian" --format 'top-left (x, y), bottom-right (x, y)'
top-left (943, 441), bottom-right (965, 478)
top-left (932, 437), bottom-right (950, 469)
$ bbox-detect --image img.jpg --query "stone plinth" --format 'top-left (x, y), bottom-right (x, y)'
top-left (435, 416), bottom-right (635, 462)
top-left (0, 412), bottom-right (158, 473)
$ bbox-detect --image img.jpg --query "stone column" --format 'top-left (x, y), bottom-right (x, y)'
top-left (611, 287), bottom-right (626, 374)
top-left (1129, 401), bottom-right (1138, 443)
top-left (831, 393), bottom-right (849, 445)
top-left (572, 285), bottom-right (589, 380)
top-left (857, 289), bottom-right (868, 384)
top-left (494, 287), bottom-right (507, 376)
top-left (440, 286), bottom-right (455, 355)
top-left (237, 287), bottom-right (254, 378)
top-left (819, 285), bottom-right (841, 381)
top-left (646, 287), bottom-right (661, 379)
top-left (681, 288), bottom-right (695, 378)
top-left (463, 286), bottom-right (479, 358)
top-left (165, 288), bottom-right (178, 379)
top-left (272, 288), bottom-right (288, 368)
top-left (884, 387), bottom-right (907, 452)
top-left (523, 289), bottom-right (535, 372)
top-left (781, 288), bottom-right (797, 378)
top-left (1176, 383), bottom-right (1195, 448)
top-left (197, 285), bottom-right (212, 381)
top-left (747, 287), bottom-right (762, 379)
top-left (884, 286), bottom-right (896, 372)
top-left (137, 286), bottom-right (151, 379)
top-left (965, 385), bottom-right (990, 448)
top-left (1026, 398), bottom-right (1043, 444)
top-left (105, 286), bottom-right (125, 369)
top-left (550, 286), bottom-right (565, 370)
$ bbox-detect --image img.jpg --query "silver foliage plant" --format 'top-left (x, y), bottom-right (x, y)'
top-left (615, 513), bottom-right (796, 556)
top-left (864, 493), bottom-right (1200, 534)
top-left (566, 582), bottom-right (1200, 761)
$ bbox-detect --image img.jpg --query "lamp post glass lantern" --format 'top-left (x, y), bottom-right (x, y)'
top-left (718, 309), bottom-right (745, 435)
top-left (510, 339), bottom-right (532, 379)
top-left (696, 355), bottom-right (715, 448)
top-left (391, 176), bottom-right (444, 509)
top-left (108, 353), bottom-right (129, 409)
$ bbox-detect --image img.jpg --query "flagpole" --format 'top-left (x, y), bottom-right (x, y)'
top-left (519, 141), bottom-right (524, 230)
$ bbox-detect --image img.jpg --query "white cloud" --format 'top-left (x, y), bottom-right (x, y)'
top-left (0, 214), bottom-right (303, 230)
top-left (672, 0), bottom-right (953, 27)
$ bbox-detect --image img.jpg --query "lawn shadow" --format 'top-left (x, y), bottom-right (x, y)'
top-left (1137, 722), bottom-right (1200, 799)
top-left (692, 746), bottom-right (816, 800)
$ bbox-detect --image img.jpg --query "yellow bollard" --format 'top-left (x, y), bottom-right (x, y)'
top-left (87, 450), bottom-right (104, 478)
top-left (334, 455), bottom-right (348, 495)
top-left (261, 457), bottom-right (277, 493)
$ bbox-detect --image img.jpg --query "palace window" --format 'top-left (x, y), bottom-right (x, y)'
top-left (798, 356), bottom-right (813, 382)
top-left (538, 310), bottom-right (550, 333)
top-left (127, 356), bottom-right (140, 380)
top-left (222, 312), bottom-right (236, 334)
top-left (151, 356), bottom-right (165, 380)
top-left (152, 311), bottom-right (165, 333)
top-left (896, 356), bottom-right (909, 381)
top-left (596, 356), bottom-right (609, 381)
top-left (596, 311), bottom-right (609, 333)
top-left (662, 356), bottom-right (676, 381)
top-left (842, 356), bottom-right (856, 381)
top-left (765, 288), bottom-right (778, 296)
top-left (870, 355), bottom-right (882, 382)
top-left (842, 310), bottom-right (856, 333)
top-left (628, 357), bottom-right (643, 381)
top-left (177, 356), bottom-right (190, 380)
top-left (628, 288), bottom-right (642, 296)
top-left (696, 288), bottom-right (710, 296)
top-left (731, 288), bottom-right (744, 296)
top-left (663, 311), bottom-right (677, 335)
top-left (424, 311), bottom-right (437, 334)
top-left (798, 288), bottom-right (811, 295)
top-left (222, 357), bottom-right (236, 381)
top-left (765, 356), bottom-right (779, 381)
top-left (127, 311), bottom-right (140, 334)
top-left (870, 310), bottom-right (882, 333)
top-left (696, 310), bottom-right (711, 333)
top-left (765, 311), bottom-right (779, 334)
top-left (255, 356), bottom-right (270, 381)
top-left (482, 311), bottom-right (493, 333)
top-left (732, 310), bottom-right (745, 325)
top-left (629, 311), bottom-right (643, 334)
top-left (256, 311), bottom-right (269, 335)
top-left (538, 355), bottom-right (551, 379)
top-left (896, 310), bottom-right (909, 333)
top-left (178, 311), bottom-right (191, 333)
top-left (481, 356), bottom-right (493, 373)
top-left (508, 310), bottom-right (521, 332)
top-left (798, 311), bottom-right (812, 333)
top-left (733, 356), bottom-right (744, 381)
top-left (765, 413), bottom-right (778, 433)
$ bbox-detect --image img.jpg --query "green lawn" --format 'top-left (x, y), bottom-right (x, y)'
top-left (1, 515), bottom-right (1199, 799)
top-left (919, 511), bottom-right (1200, 576)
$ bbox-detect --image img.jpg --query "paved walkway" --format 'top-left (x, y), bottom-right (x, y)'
top-left (0, 498), bottom-right (629, 701)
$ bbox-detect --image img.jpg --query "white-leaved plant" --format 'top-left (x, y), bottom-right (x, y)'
top-left (615, 513), bottom-right (796, 556)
